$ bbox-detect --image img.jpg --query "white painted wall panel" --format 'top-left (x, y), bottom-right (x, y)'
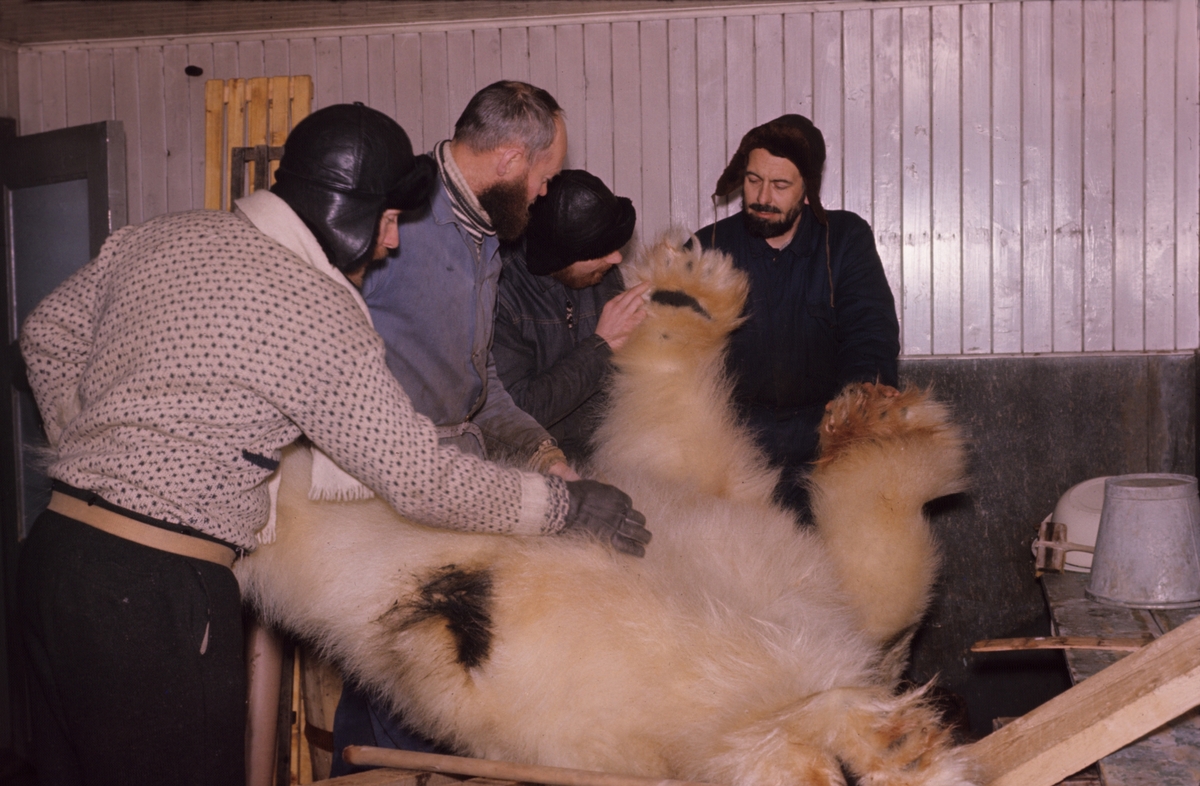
top-left (11, 0), bottom-right (1200, 358)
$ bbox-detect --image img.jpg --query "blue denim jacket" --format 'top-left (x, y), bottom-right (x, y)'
top-left (362, 178), bottom-right (550, 460)
top-left (493, 243), bottom-right (624, 462)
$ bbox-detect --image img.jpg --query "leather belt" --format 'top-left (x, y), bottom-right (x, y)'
top-left (47, 492), bottom-right (237, 568)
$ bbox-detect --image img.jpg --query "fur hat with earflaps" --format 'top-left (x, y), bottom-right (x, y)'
top-left (714, 114), bottom-right (828, 226)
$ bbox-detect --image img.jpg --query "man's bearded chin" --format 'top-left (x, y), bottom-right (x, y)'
top-left (478, 177), bottom-right (531, 243)
top-left (743, 201), bottom-right (803, 240)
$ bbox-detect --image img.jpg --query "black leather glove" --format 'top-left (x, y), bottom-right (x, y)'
top-left (562, 479), bottom-right (652, 557)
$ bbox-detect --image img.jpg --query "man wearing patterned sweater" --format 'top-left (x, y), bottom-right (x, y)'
top-left (17, 104), bottom-right (648, 786)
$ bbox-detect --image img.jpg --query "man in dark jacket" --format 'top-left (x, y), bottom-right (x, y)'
top-left (494, 170), bottom-right (648, 463)
top-left (697, 114), bottom-right (900, 516)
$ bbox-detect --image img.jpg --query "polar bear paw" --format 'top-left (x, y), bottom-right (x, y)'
top-left (815, 382), bottom-right (959, 468)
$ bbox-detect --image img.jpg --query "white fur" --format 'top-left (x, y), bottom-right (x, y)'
top-left (236, 232), bottom-right (976, 785)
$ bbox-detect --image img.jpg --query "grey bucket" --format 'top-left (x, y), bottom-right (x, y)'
top-left (1085, 473), bottom-right (1200, 609)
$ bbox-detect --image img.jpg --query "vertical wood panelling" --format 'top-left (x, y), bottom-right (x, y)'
top-left (872, 9), bottom-right (902, 310)
top-left (842, 10), bottom-right (873, 223)
top-left (1113, 1), bottom-right (1145, 351)
top-left (63, 50), bottom-right (90, 127)
top-left (1021, 1), bottom-right (1052, 353)
top-left (610, 21), bottom-right (641, 216)
top-left (961, 3), bottom-right (991, 353)
top-left (990, 2), bottom-right (1021, 353)
top-left (553, 25), bottom-right (584, 170)
top-left (639, 20), bottom-right (670, 235)
top-left (1144, 0), bottom-right (1178, 350)
top-left (1052, 1), bottom-right (1084, 352)
top-left (16, 0), bottom-right (1197, 357)
top-left (931, 4), bottom-right (962, 355)
top-left (1178, 0), bottom-right (1200, 351)
top-left (754, 15), bottom-right (784, 125)
top-left (583, 23), bottom-right (614, 188)
top-left (1082, 1), bottom-right (1114, 351)
top-left (668, 18), bottom-right (699, 233)
top-left (901, 7), bottom-right (933, 355)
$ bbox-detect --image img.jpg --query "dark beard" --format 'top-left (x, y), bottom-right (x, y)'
top-left (743, 202), bottom-right (803, 240)
top-left (478, 178), bottom-right (531, 243)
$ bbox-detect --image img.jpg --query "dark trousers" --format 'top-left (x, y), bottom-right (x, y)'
top-left (329, 680), bottom-right (448, 777)
top-left (18, 510), bottom-right (246, 786)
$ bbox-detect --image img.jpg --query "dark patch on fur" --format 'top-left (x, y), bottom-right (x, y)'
top-left (403, 565), bottom-right (494, 669)
top-left (651, 289), bottom-right (711, 319)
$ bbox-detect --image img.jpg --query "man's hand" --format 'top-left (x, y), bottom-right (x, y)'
top-left (547, 460), bottom-right (581, 482)
top-left (562, 479), bottom-right (652, 557)
top-left (594, 282), bottom-right (651, 353)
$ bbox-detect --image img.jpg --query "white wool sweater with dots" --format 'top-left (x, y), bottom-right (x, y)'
top-left (20, 208), bottom-right (568, 551)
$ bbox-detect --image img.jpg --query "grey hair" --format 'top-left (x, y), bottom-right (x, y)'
top-left (454, 80), bottom-right (563, 157)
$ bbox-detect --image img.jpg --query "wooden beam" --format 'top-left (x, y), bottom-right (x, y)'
top-left (970, 635), bottom-right (1153, 653)
top-left (969, 611), bottom-right (1200, 786)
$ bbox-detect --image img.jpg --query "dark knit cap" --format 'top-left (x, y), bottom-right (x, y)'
top-left (524, 170), bottom-right (637, 276)
top-left (272, 103), bottom-right (438, 271)
top-left (713, 114), bottom-right (827, 225)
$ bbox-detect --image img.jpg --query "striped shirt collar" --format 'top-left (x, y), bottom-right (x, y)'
top-left (435, 140), bottom-right (494, 246)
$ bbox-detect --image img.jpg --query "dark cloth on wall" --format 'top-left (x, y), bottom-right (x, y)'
top-left (493, 242), bottom-right (625, 462)
top-left (697, 205), bottom-right (900, 511)
top-left (18, 510), bottom-right (245, 786)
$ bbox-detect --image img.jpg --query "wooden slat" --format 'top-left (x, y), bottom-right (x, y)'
top-left (315, 36), bottom-right (343, 109)
top-left (63, 49), bottom-right (90, 127)
top-left (473, 27), bottom-right (501, 89)
top-left (1178, 0), bottom-right (1200, 353)
top-left (113, 47), bottom-right (141, 224)
top-left (1052, 0), bottom-right (1084, 353)
top-left (930, 3), bottom-right (961, 355)
top-left (553, 24), bottom-right (584, 170)
top-left (246, 76), bottom-right (269, 192)
top-left (960, 1), bottom-right (991, 354)
top-left (638, 19), bottom-right (669, 237)
top-left (990, 2), bottom-right (1022, 354)
top-left (367, 34), bottom-right (397, 120)
top-left (610, 21), bottom-right (641, 222)
top-left (527, 24), bottom-right (556, 98)
top-left (224, 78), bottom-right (246, 209)
top-left (753, 13), bottom-right (783, 126)
top-left (341, 35), bottom-right (369, 105)
top-left (583, 22), bottom-right (614, 185)
top-left (783, 12), bottom-right (813, 118)
top-left (499, 25), bottom-right (529, 82)
top-left (1113, 0), bottom-right (1145, 351)
top-left (811, 10), bottom-right (841, 209)
top-left (842, 9), bottom-right (873, 224)
top-left (238, 40), bottom-right (265, 79)
top-left (872, 8), bottom-right (902, 312)
top-left (667, 17), bottom-right (698, 233)
top-left (695, 15), bottom-right (725, 226)
top-left (87, 47), bottom-right (114, 122)
top-left (40, 50), bottom-right (65, 131)
top-left (264, 38), bottom-right (290, 77)
top-left (1081, 0), bottom-right (1114, 352)
top-left (17, 49), bottom-right (42, 135)
top-left (1021, 1), bottom-right (1053, 354)
top-left (190, 45), bottom-right (216, 210)
top-left (393, 33), bottom-right (422, 151)
top-left (137, 46), bottom-right (167, 220)
top-left (268, 75), bottom-right (290, 185)
top-left (446, 30), bottom-right (475, 131)
top-left (419, 31), bottom-right (449, 148)
top-left (1144, 0), bottom-right (1177, 351)
top-left (901, 6), bottom-right (932, 356)
top-left (970, 635), bottom-right (1153, 653)
top-left (163, 44), bottom-right (194, 213)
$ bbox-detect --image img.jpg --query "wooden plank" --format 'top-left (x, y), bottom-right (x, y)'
top-left (1113, 0), bottom-right (1145, 351)
top-left (499, 25), bottom-right (529, 82)
top-left (724, 14), bottom-right (754, 164)
top-left (268, 75), bottom-right (290, 187)
top-left (960, 2), bottom-right (991, 354)
top-left (554, 24), bottom-right (584, 170)
top-left (137, 46), bottom-right (168, 220)
top-left (783, 12), bottom-right (813, 118)
top-left (212, 40), bottom-right (238, 80)
top-left (1052, 0), bottom-right (1084, 353)
top-left (341, 35), bottom-right (369, 106)
top-left (189, 45), bottom-right (216, 211)
top-left (238, 40), bottom-right (264, 79)
top-left (583, 22), bottom-right (613, 186)
top-left (901, 6), bottom-right (932, 356)
top-left (420, 32), bottom-right (450, 148)
top-left (446, 30), bottom-right (475, 131)
top-left (474, 27), bottom-right (502, 89)
top-left (930, 3), bottom-right (961, 355)
top-left (527, 24), bottom-right (557, 97)
top-left (1081, 1), bottom-right (1114, 352)
top-left (16, 50), bottom-right (42, 134)
top-left (225, 78), bottom-right (246, 209)
top-left (1178, 0), bottom-right (1200, 352)
top-left (1021, 1), bottom-right (1053, 354)
top-left (872, 8), bottom-right (902, 315)
top-left (639, 19), bottom-right (670, 239)
top-left (113, 47), bottom-right (142, 224)
top-left (246, 76), bottom-right (269, 193)
top-left (842, 9), bottom-right (873, 224)
top-left (163, 44), bottom-right (194, 213)
top-left (64, 49), bottom-right (90, 128)
top-left (40, 50), bottom-right (66, 131)
top-left (368, 34), bottom-right (397, 120)
top-left (970, 636), bottom-right (1152, 653)
top-left (324, 769), bottom-right (470, 786)
top-left (668, 17), bottom-right (698, 233)
top-left (811, 11), bottom-right (841, 208)
top-left (610, 21), bottom-right (641, 223)
top-left (1144, 0), bottom-right (1177, 351)
top-left (991, 2), bottom-right (1022, 354)
top-left (314, 36), bottom-right (343, 108)
top-left (264, 38), bottom-right (289, 77)
top-left (695, 15), bottom-right (726, 225)
top-left (291, 75), bottom-right (313, 126)
top-left (88, 47), bottom-right (114, 122)
top-left (970, 609), bottom-right (1200, 786)
top-left (394, 34), bottom-right (423, 151)
top-left (753, 13), bottom-right (783, 126)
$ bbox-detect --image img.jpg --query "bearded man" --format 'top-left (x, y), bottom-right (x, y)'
top-left (362, 80), bottom-right (574, 478)
top-left (697, 114), bottom-right (900, 516)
